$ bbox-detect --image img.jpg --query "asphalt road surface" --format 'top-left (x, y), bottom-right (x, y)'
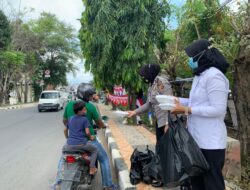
top-left (0, 105), bottom-right (117, 190)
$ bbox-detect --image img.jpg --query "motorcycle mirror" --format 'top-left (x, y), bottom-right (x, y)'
top-left (102, 115), bottom-right (109, 121)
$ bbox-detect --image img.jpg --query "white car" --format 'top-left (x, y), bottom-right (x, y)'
top-left (38, 90), bottom-right (65, 112)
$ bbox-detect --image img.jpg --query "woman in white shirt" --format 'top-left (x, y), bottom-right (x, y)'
top-left (171, 39), bottom-right (229, 190)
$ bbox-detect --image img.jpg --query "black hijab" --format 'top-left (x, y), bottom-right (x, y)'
top-left (138, 64), bottom-right (161, 84)
top-left (185, 39), bottom-right (229, 75)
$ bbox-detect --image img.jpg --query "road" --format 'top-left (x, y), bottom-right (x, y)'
top-left (0, 105), bottom-right (116, 190)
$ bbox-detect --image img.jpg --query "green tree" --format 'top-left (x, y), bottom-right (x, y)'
top-left (10, 20), bottom-right (42, 102)
top-left (29, 12), bottom-right (78, 88)
top-left (0, 10), bottom-right (11, 50)
top-left (0, 51), bottom-right (25, 104)
top-left (179, 0), bottom-right (207, 43)
top-left (178, 0), bottom-right (231, 46)
top-left (232, 2), bottom-right (250, 157)
top-left (0, 10), bottom-right (12, 105)
top-left (79, 0), bottom-right (170, 110)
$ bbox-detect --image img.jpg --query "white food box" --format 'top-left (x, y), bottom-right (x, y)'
top-left (155, 95), bottom-right (177, 104)
top-left (113, 110), bottom-right (129, 117)
top-left (159, 103), bottom-right (176, 110)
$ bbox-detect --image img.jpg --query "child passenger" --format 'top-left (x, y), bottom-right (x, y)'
top-left (64, 101), bottom-right (98, 175)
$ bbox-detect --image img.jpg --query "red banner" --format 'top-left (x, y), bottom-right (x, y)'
top-left (113, 86), bottom-right (124, 96)
top-left (108, 94), bottom-right (128, 106)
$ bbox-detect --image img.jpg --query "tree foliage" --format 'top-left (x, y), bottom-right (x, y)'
top-left (0, 10), bottom-right (11, 50)
top-left (0, 50), bottom-right (25, 104)
top-left (232, 2), bottom-right (250, 157)
top-left (79, 0), bottom-right (170, 93)
top-left (0, 10), bottom-right (80, 103)
top-left (29, 12), bottom-right (79, 87)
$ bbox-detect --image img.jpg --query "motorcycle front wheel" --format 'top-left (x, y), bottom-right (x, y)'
top-left (59, 181), bottom-right (76, 190)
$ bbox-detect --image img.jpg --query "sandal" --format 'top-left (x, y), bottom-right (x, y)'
top-left (89, 167), bottom-right (97, 175)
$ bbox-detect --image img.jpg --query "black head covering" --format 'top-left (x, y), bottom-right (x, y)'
top-left (185, 39), bottom-right (229, 75)
top-left (138, 64), bottom-right (161, 84)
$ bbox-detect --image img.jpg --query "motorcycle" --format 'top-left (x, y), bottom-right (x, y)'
top-left (58, 148), bottom-right (96, 190)
top-left (58, 115), bottom-right (109, 190)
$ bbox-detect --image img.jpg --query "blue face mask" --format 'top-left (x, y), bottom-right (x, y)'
top-left (188, 58), bottom-right (198, 69)
top-left (188, 50), bottom-right (205, 70)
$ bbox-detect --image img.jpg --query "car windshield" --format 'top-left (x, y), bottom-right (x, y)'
top-left (40, 92), bottom-right (59, 99)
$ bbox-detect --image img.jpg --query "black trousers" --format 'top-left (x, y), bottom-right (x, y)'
top-left (155, 124), bottom-right (165, 154)
top-left (156, 125), bottom-right (165, 142)
top-left (191, 149), bottom-right (226, 190)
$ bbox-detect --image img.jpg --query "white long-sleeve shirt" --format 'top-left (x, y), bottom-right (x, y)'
top-left (179, 67), bottom-right (230, 149)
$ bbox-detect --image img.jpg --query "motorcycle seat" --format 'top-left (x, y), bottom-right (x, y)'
top-left (62, 144), bottom-right (89, 154)
top-left (63, 150), bottom-right (87, 154)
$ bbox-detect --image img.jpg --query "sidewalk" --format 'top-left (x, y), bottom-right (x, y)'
top-left (98, 103), bottom-right (236, 190)
top-left (0, 102), bottom-right (37, 110)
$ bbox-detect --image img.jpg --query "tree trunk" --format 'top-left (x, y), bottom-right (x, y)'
top-left (24, 75), bottom-right (28, 103)
top-left (131, 91), bottom-right (137, 124)
top-left (194, 22), bottom-right (201, 39)
top-left (127, 88), bottom-right (137, 124)
top-left (128, 92), bottom-right (132, 110)
top-left (111, 102), bottom-right (116, 110)
top-left (2, 72), bottom-right (9, 105)
top-left (14, 81), bottom-right (22, 103)
top-left (234, 35), bottom-right (250, 156)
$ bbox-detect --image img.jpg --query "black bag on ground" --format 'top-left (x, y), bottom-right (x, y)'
top-left (148, 155), bottom-right (162, 182)
top-left (148, 155), bottom-right (164, 187)
top-left (142, 162), bottom-right (152, 184)
top-left (129, 146), bottom-right (154, 185)
top-left (159, 114), bottom-right (210, 187)
top-left (129, 149), bottom-right (142, 185)
top-left (158, 126), bottom-right (187, 187)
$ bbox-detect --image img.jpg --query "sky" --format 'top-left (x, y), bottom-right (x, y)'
top-left (0, 0), bottom-right (243, 85)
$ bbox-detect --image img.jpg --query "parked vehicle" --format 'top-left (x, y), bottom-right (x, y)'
top-left (59, 148), bottom-right (96, 190)
top-left (38, 90), bottom-right (65, 112)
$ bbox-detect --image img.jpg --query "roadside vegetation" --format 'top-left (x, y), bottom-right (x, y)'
top-left (0, 9), bottom-right (79, 103)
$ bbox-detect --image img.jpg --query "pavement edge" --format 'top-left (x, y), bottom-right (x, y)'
top-left (0, 103), bottom-right (37, 110)
top-left (104, 128), bottom-right (136, 190)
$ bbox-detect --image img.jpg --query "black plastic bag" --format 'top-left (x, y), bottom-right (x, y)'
top-left (148, 155), bottom-right (162, 182)
top-left (129, 146), bottom-right (154, 185)
top-left (129, 168), bottom-right (141, 185)
top-left (158, 126), bottom-right (187, 187)
top-left (172, 117), bottom-right (210, 177)
top-left (159, 114), bottom-right (210, 187)
top-left (129, 149), bottom-right (142, 185)
top-left (142, 163), bottom-right (152, 184)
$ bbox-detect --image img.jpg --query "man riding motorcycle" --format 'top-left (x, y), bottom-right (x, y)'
top-left (53, 83), bottom-right (117, 190)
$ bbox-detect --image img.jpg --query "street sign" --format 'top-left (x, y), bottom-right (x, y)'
top-left (44, 70), bottom-right (50, 78)
top-left (45, 70), bottom-right (50, 75)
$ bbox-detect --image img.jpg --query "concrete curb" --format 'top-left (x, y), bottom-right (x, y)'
top-left (104, 129), bottom-right (136, 190)
top-left (0, 105), bottom-right (22, 110)
top-left (0, 105), bottom-right (21, 110)
top-left (0, 103), bottom-right (37, 110)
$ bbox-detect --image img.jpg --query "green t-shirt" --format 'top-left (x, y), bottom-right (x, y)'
top-left (63, 100), bottom-right (100, 136)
